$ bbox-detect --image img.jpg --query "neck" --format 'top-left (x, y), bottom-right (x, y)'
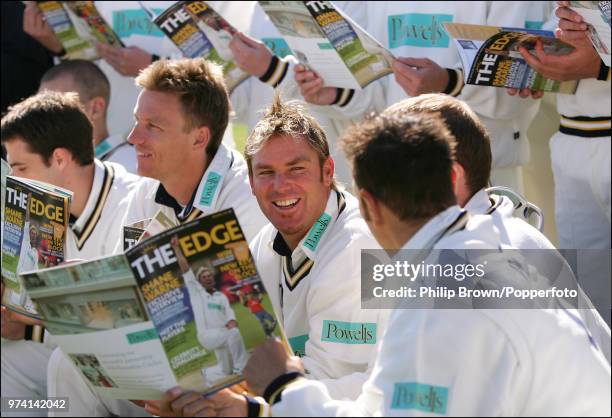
top-left (92, 121), bottom-right (110, 147)
top-left (65, 163), bottom-right (96, 218)
top-left (163, 153), bottom-right (209, 206)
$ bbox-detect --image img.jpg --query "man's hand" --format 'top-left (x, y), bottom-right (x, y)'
top-left (96, 44), bottom-right (153, 77)
top-left (225, 320), bottom-right (238, 329)
top-left (1, 306), bottom-right (27, 340)
top-left (244, 337), bottom-right (304, 395)
top-left (392, 57), bottom-right (449, 97)
top-left (22, 1), bottom-right (63, 54)
top-left (229, 32), bottom-right (273, 78)
top-left (294, 64), bottom-right (337, 105)
top-left (506, 88), bottom-right (545, 99)
top-left (517, 38), bottom-right (600, 82)
top-left (147, 387), bottom-right (247, 417)
top-left (555, 1), bottom-right (590, 43)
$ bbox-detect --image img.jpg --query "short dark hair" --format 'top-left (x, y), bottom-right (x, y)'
top-left (385, 95), bottom-right (492, 195)
top-left (40, 59), bottom-right (110, 108)
top-left (1, 91), bottom-right (94, 166)
top-left (342, 112), bottom-right (456, 220)
top-left (135, 58), bottom-right (229, 159)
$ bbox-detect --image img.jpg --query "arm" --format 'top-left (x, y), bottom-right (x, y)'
top-left (96, 44), bottom-right (155, 77)
top-left (170, 235), bottom-right (190, 275)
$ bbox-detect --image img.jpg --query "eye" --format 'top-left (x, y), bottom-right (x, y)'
top-left (257, 170), bottom-right (273, 176)
top-left (290, 166), bottom-right (305, 172)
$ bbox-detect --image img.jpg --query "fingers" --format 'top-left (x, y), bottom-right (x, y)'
top-left (507, 88), bottom-right (518, 96)
top-left (518, 45), bottom-right (544, 72)
top-left (394, 56), bottom-right (431, 68)
top-left (171, 392), bottom-right (204, 415)
top-left (555, 6), bottom-right (584, 24)
top-left (237, 31), bottom-right (262, 48)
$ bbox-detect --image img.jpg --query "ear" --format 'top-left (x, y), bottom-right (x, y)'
top-left (192, 125), bottom-right (211, 151)
top-left (359, 189), bottom-right (384, 225)
top-left (322, 156), bottom-right (334, 187)
top-left (451, 162), bottom-right (461, 187)
top-left (87, 97), bottom-right (107, 121)
top-left (50, 148), bottom-right (73, 170)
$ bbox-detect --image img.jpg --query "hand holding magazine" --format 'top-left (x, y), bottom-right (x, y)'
top-left (1, 176), bottom-right (72, 319)
top-left (34, 1), bottom-right (123, 60)
top-left (444, 23), bottom-right (579, 93)
top-left (569, 1), bottom-right (611, 66)
top-left (143, 1), bottom-right (249, 93)
top-left (19, 209), bottom-right (284, 400)
top-left (258, 0), bottom-right (394, 89)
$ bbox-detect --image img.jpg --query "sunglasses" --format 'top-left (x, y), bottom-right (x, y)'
top-left (485, 186), bottom-right (544, 232)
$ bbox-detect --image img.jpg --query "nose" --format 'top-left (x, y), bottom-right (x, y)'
top-left (273, 172), bottom-right (292, 193)
top-left (127, 124), bottom-right (144, 145)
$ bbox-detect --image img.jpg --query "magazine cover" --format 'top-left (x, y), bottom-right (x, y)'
top-left (444, 23), bottom-right (579, 93)
top-left (123, 218), bottom-right (152, 251)
top-left (1, 176), bottom-right (71, 319)
top-left (569, 1), bottom-right (611, 66)
top-left (149, 1), bottom-right (249, 93)
top-left (35, 1), bottom-right (123, 60)
top-left (259, 0), bottom-right (393, 89)
top-left (20, 209), bottom-right (283, 399)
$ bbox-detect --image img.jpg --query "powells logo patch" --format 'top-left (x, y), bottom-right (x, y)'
top-left (388, 13), bottom-right (453, 49)
top-left (303, 213), bottom-right (332, 251)
top-left (391, 382), bottom-right (448, 414)
top-left (199, 172), bottom-right (222, 207)
top-left (321, 320), bottom-right (376, 344)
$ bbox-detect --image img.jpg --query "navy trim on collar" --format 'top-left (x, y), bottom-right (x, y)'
top-left (273, 233), bottom-right (293, 257)
top-left (154, 183), bottom-right (198, 222)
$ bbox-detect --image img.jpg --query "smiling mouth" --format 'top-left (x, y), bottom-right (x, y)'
top-left (136, 151), bottom-right (152, 158)
top-left (273, 198), bottom-right (300, 209)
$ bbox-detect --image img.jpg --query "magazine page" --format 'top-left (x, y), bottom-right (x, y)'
top-left (444, 23), bottom-right (579, 93)
top-left (569, 1), bottom-right (611, 66)
top-left (1, 159), bottom-right (9, 223)
top-left (35, 1), bottom-right (122, 60)
top-left (36, 1), bottom-right (97, 60)
top-left (125, 208), bottom-right (282, 394)
top-left (123, 218), bottom-right (152, 251)
top-left (259, 1), bottom-right (392, 89)
top-left (1, 177), bottom-right (71, 319)
top-left (151, 1), bottom-right (249, 93)
top-left (138, 210), bottom-right (178, 244)
top-left (20, 255), bottom-right (179, 400)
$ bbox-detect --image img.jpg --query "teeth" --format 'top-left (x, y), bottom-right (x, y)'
top-left (274, 199), bottom-right (298, 208)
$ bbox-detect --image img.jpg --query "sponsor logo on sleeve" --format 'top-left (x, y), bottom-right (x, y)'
top-left (288, 334), bottom-right (309, 357)
top-left (199, 171), bottom-right (222, 207)
top-left (388, 14), bottom-right (453, 49)
top-left (113, 9), bottom-right (166, 38)
top-left (391, 382), bottom-right (449, 414)
top-left (303, 213), bottom-right (332, 251)
top-left (321, 320), bottom-right (376, 344)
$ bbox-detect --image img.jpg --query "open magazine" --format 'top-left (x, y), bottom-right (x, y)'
top-left (123, 210), bottom-right (177, 251)
top-left (35, 1), bottom-right (123, 60)
top-left (444, 23), bottom-right (579, 94)
top-left (20, 209), bottom-right (283, 399)
top-left (258, 0), bottom-right (394, 89)
top-left (569, 1), bottom-right (611, 66)
top-left (1, 176), bottom-right (72, 319)
top-left (142, 1), bottom-right (249, 93)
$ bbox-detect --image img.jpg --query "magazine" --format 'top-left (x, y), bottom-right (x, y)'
top-left (569, 1), bottom-right (611, 66)
top-left (122, 210), bottom-right (177, 251)
top-left (1, 176), bottom-right (72, 319)
top-left (35, 1), bottom-right (123, 60)
top-left (444, 23), bottom-right (579, 94)
top-left (20, 209), bottom-right (283, 399)
top-left (144, 1), bottom-right (249, 93)
top-left (258, 0), bottom-right (394, 90)
top-left (122, 218), bottom-right (152, 251)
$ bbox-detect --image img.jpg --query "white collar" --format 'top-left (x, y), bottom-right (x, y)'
top-left (401, 206), bottom-right (466, 251)
top-left (464, 189), bottom-right (491, 215)
top-left (71, 160), bottom-right (115, 249)
top-left (192, 144), bottom-right (234, 215)
top-left (95, 134), bottom-right (126, 159)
